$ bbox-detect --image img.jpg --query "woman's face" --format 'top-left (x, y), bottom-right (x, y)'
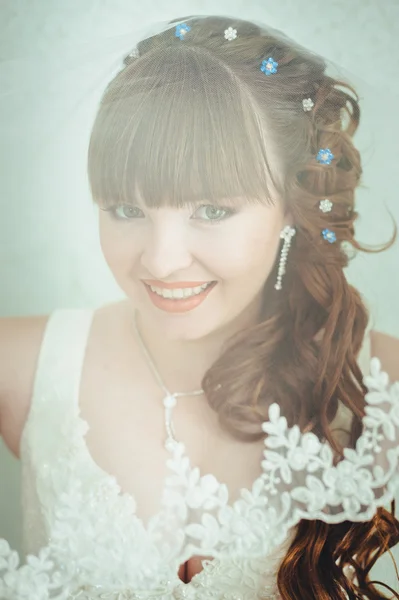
top-left (99, 192), bottom-right (291, 340)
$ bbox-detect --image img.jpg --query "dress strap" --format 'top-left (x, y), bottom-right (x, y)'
top-left (30, 308), bottom-right (95, 414)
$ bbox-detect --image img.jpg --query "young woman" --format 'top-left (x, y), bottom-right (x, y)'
top-left (1, 13), bottom-right (399, 600)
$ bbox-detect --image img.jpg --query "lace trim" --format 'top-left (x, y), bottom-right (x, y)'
top-left (0, 539), bottom-right (281, 599)
top-left (1, 358), bottom-right (398, 599)
top-left (161, 358), bottom-right (399, 556)
top-left (260, 357), bottom-right (399, 524)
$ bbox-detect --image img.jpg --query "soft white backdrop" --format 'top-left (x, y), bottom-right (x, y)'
top-left (0, 0), bottom-right (398, 591)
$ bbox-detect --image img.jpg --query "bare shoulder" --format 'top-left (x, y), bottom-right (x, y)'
top-left (370, 329), bottom-right (399, 382)
top-left (0, 314), bottom-right (50, 457)
top-left (0, 300), bottom-right (131, 459)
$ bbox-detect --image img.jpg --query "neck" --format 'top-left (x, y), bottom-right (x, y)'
top-left (130, 302), bottom-right (262, 393)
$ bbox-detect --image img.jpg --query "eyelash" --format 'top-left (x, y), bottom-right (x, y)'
top-left (102, 204), bottom-right (236, 224)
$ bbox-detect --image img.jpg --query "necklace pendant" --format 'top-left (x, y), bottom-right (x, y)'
top-left (163, 394), bottom-right (177, 409)
top-left (165, 437), bottom-right (176, 452)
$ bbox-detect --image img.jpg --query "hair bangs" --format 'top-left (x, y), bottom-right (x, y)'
top-left (88, 45), bottom-right (280, 210)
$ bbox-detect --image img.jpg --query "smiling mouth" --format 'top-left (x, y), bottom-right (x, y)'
top-left (142, 281), bottom-right (218, 313)
top-left (144, 281), bottom-right (216, 299)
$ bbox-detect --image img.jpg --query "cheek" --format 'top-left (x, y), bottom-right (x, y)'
top-left (207, 220), bottom-right (281, 280)
top-left (99, 219), bottom-right (136, 272)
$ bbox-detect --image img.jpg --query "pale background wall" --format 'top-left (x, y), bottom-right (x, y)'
top-left (0, 0), bottom-right (398, 591)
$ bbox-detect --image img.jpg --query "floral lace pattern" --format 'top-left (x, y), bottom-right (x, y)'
top-left (260, 358), bottom-right (399, 522)
top-left (1, 310), bottom-right (398, 599)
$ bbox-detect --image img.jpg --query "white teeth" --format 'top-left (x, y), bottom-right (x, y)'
top-left (149, 282), bottom-right (213, 299)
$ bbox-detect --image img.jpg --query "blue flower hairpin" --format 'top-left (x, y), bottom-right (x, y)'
top-left (261, 57), bottom-right (278, 76)
top-left (175, 23), bottom-right (191, 40)
top-left (317, 148), bottom-right (334, 165)
top-left (322, 228), bottom-right (337, 243)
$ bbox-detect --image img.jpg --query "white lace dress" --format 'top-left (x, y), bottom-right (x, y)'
top-left (1, 309), bottom-right (399, 600)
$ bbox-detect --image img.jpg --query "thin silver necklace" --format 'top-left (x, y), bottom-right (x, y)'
top-left (132, 310), bottom-right (204, 448)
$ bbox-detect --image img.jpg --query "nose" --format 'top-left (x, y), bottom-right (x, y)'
top-left (140, 217), bottom-right (193, 280)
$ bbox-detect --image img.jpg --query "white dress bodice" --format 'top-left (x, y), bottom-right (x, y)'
top-left (1, 308), bottom-right (398, 600)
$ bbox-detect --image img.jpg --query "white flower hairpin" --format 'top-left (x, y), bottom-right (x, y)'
top-left (224, 27), bottom-right (238, 41)
top-left (319, 199), bottom-right (333, 213)
top-left (127, 48), bottom-right (139, 58)
top-left (302, 97), bottom-right (314, 112)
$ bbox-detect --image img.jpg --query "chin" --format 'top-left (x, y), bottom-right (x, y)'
top-left (136, 299), bottom-right (228, 340)
top-left (150, 309), bottom-right (220, 338)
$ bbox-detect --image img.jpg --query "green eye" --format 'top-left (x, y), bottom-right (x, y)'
top-left (193, 205), bottom-right (233, 222)
top-left (116, 205), bottom-right (142, 219)
top-left (113, 205), bottom-right (144, 219)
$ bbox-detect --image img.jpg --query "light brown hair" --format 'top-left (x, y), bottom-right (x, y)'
top-left (88, 15), bottom-right (399, 599)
